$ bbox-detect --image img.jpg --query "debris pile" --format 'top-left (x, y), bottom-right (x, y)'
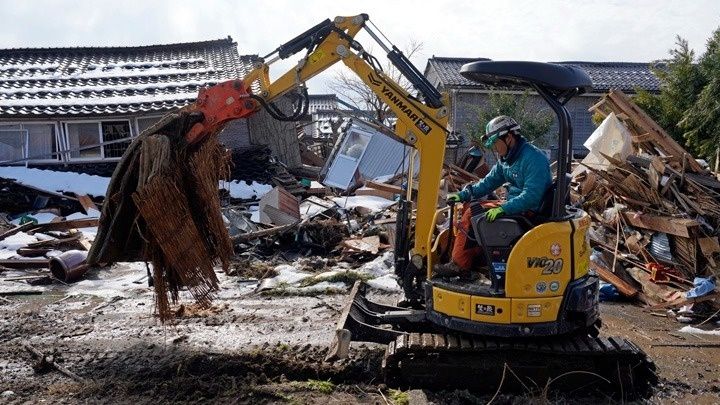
top-left (574, 90), bottom-right (719, 323)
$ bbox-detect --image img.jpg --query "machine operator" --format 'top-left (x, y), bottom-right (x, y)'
top-left (437, 115), bottom-right (552, 276)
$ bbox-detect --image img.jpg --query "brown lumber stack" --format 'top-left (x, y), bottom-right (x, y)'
top-left (579, 90), bottom-right (720, 311)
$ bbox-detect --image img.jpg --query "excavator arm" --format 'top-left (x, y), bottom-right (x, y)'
top-left (183, 14), bottom-right (450, 297)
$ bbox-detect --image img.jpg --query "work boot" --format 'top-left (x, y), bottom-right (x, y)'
top-left (432, 262), bottom-right (468, 279)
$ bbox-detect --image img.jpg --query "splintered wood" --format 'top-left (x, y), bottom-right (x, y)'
top-left (581, 90), bottom-right (720, 308)
top-left (88, 111), bottom-right (232, 321)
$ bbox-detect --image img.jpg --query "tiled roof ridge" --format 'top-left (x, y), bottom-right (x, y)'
top-left (0, 37), bottom-right (236, 55)
top-left (429, 56), bottom-right (660, 66)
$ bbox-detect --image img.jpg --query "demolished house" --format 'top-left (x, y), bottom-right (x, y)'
top-left (573, 90), bottom-right (720, 322)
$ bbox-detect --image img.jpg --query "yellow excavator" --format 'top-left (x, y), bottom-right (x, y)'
top-left (99, 14), bottom-right (656, 398)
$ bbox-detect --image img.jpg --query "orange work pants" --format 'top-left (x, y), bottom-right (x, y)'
top-left (450, 200), bottom-right (501, 271)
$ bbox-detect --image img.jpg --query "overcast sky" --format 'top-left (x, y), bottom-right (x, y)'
top-left (2, 0), bottom-right (719, 93)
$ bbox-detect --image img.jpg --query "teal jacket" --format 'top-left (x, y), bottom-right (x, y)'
top-left (457, 137), bottom-right (552, 215)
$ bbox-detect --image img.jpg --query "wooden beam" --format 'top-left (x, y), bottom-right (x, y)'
top-left (590, 261), bottom-right (639, 298)
top-left (364, 180), bottom-right (404, 195)
top-left (29, 218), bottom-right (99, 233)
top-left (0, 259), bottom-right (50, 269)
top-left (607, 90), bottom-right (703, 172)
top-left (621, 211), bottom-right (699, 238)
top-left (76, 194), bottom-right (99, 214)
top-left (0, 222), bottom-right (36, 241)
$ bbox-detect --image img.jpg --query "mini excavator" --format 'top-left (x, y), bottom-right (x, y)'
top-left (129, 14), bottom-right (655, 398)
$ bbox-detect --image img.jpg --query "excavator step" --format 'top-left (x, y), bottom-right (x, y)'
top-left (383, 332), bottom-right (657, 400)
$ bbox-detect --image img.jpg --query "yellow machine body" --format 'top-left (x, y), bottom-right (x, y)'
top-left (426, 210), bottom-right (597, 335)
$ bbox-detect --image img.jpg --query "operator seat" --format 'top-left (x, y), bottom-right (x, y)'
top-left (468, 175), bottom-right (571, 295)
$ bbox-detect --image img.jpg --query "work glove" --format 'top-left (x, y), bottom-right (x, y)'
top-left (446, 193), bottom-right (461, 204)
top-left (485, 207), bottom-right (504, 222)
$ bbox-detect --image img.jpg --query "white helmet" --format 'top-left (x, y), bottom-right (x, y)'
top-left (482, 115), bottom-right (520, 148)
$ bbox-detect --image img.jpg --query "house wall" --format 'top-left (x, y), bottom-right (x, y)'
top-left (0, 108), bottom-right (304, 176)
top-left (217, 118), bottom-right (251, 149)
top-left (247, 98), bottom-right (301, 168)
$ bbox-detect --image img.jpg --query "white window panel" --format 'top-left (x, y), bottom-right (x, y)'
top-left (0, 123), bottom-right (59, 163)
top-left (137, 116), bottom-right (162, 135)
top-left (24, 123), bottom-right (58, 162)
top-left (0, 129), bottom-right (26, 162)
top-left (66, 122), bottom-right (101, 159)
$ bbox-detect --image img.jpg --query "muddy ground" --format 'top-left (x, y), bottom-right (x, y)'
top-left (1, 263), bottom-right (719, 404)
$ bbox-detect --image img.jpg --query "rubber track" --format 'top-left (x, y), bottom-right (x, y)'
top-left (383, 333), bottom-right (657, 400)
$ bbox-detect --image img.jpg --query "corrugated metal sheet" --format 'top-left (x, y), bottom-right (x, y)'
top-left (358, 130), bottom-right (409, 180)
top-left (322, 120), bottom-right (414, 190)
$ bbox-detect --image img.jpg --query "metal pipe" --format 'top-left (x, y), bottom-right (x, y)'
top-left (534, 84), bottom-right (571, 218)
top-left (362, 25), bottom-right (391, 54)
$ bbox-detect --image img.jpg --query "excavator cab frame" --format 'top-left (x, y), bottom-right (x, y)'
top-left (330, 60), bottom-right (600, 346)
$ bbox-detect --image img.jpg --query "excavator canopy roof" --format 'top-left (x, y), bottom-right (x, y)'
top-left (459, 61), bottom-right (593, 94)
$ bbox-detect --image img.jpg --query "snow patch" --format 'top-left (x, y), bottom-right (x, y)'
top-left (4, 67), bottom-right (215, 82)
top-left (9, 212), bottom-right (58, 225)
top-left (357, 251), bottom-right (395, 277)
top-left (679, 326), bottom-right (720, 336)
top-left (366, 274), bottom-right (401, 291)
top-left (331, 195), bottom-right (396, 213)
top-left (1, 92), bottom-right (199, 107)
top-left (221, 180), bottom-right (272, 199)
top-left (0, 167), bottom-right (109, 197)
top-left (0, 79), bottom-right (216, 96)
top-left (272, 265), bottom-right (312, 285)
top-left (66, 262), bottom-right (151, 299)
top-left (0, 232), bottom-right (40, 251)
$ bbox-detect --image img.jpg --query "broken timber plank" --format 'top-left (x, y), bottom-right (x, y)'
top-left (364, 180), bottom-right (404, 195)
top-left (29, 218), bottom-right (99, 233)
top-left (27, 233), bottom-right (82, 248)
top-left (0, 222), bottom-right (36, 241)
top-left (231, 222), bottom-right (298, 243)
top-left (699, 237), bottom-right (720, 256)
top-left (23, 342), bottom-right (85, 382)
top-left (621, 211), bottom-right (699, 238)
top-left (589, 261), bottom-right (639, 298)
top-left (0, 259), bottom-right (50, 269)
top-left (76, 194), bottom-right (99, 215)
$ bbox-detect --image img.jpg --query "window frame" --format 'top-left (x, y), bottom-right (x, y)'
top-left (62, 118), bottom-right (134, 162)
top-left (0, 121), bottom-right (61, 164)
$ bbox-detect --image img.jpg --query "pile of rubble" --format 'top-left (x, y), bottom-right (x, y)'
top-left (0, 126), bottom-right (410, 319)
top-left (573, 90), bottom-right (719, 323)
top-left (0, 171), bottom-right (103, 293)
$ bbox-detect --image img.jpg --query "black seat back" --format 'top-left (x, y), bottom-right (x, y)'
top-left (536, 175), bottom-right (571, 220)
top-left (470, 215), bottom-right (527, 295)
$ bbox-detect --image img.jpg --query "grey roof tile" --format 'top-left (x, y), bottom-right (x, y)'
top-left (426, 57), bottom-right (662, 93)
top-left (0, 38), bottom-right (258, 117)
